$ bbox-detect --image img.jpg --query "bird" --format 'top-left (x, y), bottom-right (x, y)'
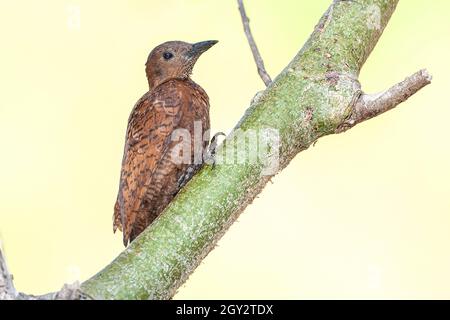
top-left (113, 40), bottom-right (218, 246)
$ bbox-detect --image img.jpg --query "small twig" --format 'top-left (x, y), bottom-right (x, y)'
top-left (338, 69), bottom-right (432, 132)
top-left (237, 0), bottom-right (272, 87)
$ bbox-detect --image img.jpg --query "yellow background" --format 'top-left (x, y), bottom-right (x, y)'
top-left (0, 0), bottom-right (449, 299)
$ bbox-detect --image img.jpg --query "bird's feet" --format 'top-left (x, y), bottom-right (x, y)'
top-left (177, 164), bottom-right (201, 189)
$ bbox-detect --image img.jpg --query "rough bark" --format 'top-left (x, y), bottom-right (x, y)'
top-left (1, 0), bottom-right (431, 300)
top-left (79, 0), bottom-right (430, 299)
top-left (237, 0), bottom-right (273, 86)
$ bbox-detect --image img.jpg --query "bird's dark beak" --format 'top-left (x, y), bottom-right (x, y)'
top-left (187, 40), bottom-right (218, 58)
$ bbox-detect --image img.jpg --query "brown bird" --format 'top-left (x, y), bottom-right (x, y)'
top-left (114, 40), bottom-right (218, 246)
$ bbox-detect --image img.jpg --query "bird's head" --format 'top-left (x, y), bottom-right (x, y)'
top-left (145, 40), bottom-right (218, 90)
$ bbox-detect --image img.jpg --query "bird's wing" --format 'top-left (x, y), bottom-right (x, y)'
top-left (114, 81), bottom-right (185, 245)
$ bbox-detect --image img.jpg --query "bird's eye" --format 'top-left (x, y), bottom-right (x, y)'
top-left (163, 52), bottom-right (174, 60)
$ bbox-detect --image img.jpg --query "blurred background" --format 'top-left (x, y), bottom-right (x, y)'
top-left (0, 0), bottom-right (449, 299)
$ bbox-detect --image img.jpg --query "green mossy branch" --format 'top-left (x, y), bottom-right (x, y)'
top-left (79, 0), bottom-right (425, 300)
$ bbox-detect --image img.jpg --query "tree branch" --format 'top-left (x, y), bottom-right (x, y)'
top-left (0, 246), bottom-right (16, 300)
top-left (0, 246), bottom-right (84, 300)
top-left (338, 69), bottom-right (431, 131)
top-left (237, 0), bottom-right (272, 86)
top-left (79, 0), bottom-right (430, 300)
